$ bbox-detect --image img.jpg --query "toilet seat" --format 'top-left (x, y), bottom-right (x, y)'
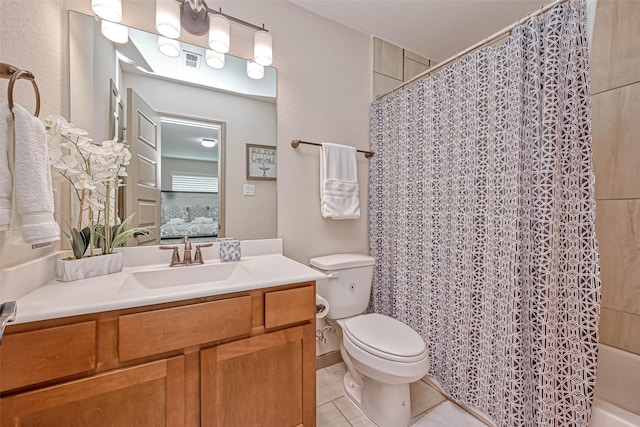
top-left (343, 314), bottom-right (427, 363)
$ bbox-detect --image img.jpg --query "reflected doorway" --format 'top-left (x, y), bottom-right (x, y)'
top-left (159, 116), bottom-right (225, 243)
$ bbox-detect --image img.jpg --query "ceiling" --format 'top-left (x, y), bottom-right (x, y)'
top-left (289, 0), bottom-right (546, 62)
top-left (161, 120), bottom-right (220, 162)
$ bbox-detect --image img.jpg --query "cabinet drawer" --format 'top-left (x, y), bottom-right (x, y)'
top-left (0, 321), bottom-right (97, 392)
top-left (119, 296), bottom-right (252, 361)
top-left (265, 285), bottom-right (315, 329)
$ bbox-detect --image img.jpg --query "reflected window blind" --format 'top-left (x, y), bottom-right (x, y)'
top-left (171, 174), bottom-right (218, 193)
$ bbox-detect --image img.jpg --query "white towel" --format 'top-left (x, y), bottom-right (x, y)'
top-left (320, 142), bottom-right (360, 220)
top-left (6, 104), bottom-right (60, 245)
top-left (0, 104), bottom-right (12, 230)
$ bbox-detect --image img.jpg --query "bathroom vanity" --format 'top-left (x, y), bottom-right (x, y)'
top-left (0, 240), bottom-right (323, 426)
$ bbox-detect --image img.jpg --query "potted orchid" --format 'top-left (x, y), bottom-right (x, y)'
top-left (45, 116), bottom-right (149, 281)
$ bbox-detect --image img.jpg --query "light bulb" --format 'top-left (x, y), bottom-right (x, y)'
top-left (156, 0), bottom-right (181, 39)
top-left (247, 60), bottom-right (264, 80)
top-left (205, 50), bottom-right (225, 69)
top-left (201, 138), bottom-right (217, 148)
top-left (101, 20), bottom-right (128, 44)
top-left (208, 14), bottom-right (230, 53)
top-left (92, 0), bottom-right (122, 22)
top-left (254, 31), bottom-right (272, 66)
top-left (158, 36), bottom-right (181, 57)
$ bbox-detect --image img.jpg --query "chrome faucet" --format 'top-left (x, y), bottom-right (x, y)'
top-left (159, 236), bottom-right (213, 267)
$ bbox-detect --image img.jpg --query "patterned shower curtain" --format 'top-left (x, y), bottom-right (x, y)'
top-left (368, 1), bottom-right (600, 425)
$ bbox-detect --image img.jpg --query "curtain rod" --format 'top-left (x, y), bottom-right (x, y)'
top-left (377, 0), bottom-right (570, 99)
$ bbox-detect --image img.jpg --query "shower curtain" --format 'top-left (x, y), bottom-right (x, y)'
top-left (368, 1), bottom-right (600, 425)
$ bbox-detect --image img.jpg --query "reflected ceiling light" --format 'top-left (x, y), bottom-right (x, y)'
top-left (208, 14), bottom-right (230, 54)
top-left (158, 36), bottom-right (181, 57)
top-left (247, 61), bottom-right (264, 80)
top-left (92, 0), bottom-right (122, 22)
top-left (253, 31), bottom-right (272, 66)
top-left (201, 138), bottom-right (218, 148)
top-left (101, 20), bottom-right (128, 44)
top-left (156, 0), bottom-right (181, 39)
top-left (205, 50), bottom-right (225, 69)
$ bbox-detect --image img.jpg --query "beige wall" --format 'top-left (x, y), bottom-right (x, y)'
top-left (590, 0), bottom-right (640, 355)
top-left (0, 0), bottom-right (69, 270)
top-left (0, 1), bottom-right (372, 273)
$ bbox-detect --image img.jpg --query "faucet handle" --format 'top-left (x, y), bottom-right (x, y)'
top-left (159, 245), bottom-right (181, 266)
top-left (193, 243), bottom-right (213, 264)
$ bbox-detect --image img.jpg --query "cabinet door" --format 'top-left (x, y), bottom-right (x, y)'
top-left (201, 324), bottom-right (316, 427)
top-left (0, 356), bottom-right (185, 427)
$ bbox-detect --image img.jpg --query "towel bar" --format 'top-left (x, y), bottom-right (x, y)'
top-left (291, 139), bottom-right (374, 158)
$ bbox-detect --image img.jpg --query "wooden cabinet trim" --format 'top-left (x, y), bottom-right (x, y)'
top-left (2, 359), bottom-right (167, 418)
top-left (216, 326), bottom-right (304, 362)
top-left (119, 296), bottom-right (252, 362)
top-left (265, 285), bottom-right (315, 330)
top-left (0, 321), bottom-right (97, 393)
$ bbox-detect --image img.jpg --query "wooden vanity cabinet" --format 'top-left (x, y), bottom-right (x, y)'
top-left (0, 281), bottom-right (316, 427)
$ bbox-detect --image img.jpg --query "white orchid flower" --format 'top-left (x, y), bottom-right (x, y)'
top-left (72, 173), bottom-right (96, 191)
top-left (101, 139), bottom-right (124, 154)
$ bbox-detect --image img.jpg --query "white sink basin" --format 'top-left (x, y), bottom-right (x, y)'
top-left (120, 262), bottom-right (251, 292)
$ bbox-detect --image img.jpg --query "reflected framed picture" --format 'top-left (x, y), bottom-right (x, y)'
top-left (246, 144), bottom-right (277, 180)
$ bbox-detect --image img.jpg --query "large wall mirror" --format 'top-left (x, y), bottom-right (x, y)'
top-left (69, 11), bottom-right (277, 245)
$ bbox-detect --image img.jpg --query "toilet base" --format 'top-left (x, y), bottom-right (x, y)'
top-left (342, 372), bottom-right (412, 427)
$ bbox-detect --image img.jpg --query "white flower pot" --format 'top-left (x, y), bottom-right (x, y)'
top-left (56, 252), bottom-right (123, 282)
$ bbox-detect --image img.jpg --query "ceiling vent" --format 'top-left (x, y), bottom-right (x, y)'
top-left (183, 50), bottom-right (202, 70)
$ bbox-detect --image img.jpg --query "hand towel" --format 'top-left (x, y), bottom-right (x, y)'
top-left (167, 218), bottom-right (185, 225)
top-left (6, 104), bottom-right (60, 245)
top-left (0, 104), bottom-right (12, 230)
top-left (320, 142), bottom-right (360, 219)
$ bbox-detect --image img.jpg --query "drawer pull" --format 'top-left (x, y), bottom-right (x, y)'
top-left (0, 301), bottom-right (17, 344)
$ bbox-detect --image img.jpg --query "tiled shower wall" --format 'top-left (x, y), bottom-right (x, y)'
top-left (372, 37), bottom-right (435, 97)
top-left (590, 0), bottom-right (640, 355)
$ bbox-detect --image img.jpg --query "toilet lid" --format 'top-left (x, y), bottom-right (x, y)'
top-left (343, 314), bottom-right (427, 363)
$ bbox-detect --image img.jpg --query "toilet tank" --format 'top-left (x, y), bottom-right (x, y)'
top-left (310, 254), bottom-right (375, 320)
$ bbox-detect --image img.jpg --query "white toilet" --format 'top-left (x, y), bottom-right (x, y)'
top-left (310, 254), bottom-right (429, 427)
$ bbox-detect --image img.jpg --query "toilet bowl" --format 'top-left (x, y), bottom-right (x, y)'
top-left (310, 254), bottom-right (430, 427)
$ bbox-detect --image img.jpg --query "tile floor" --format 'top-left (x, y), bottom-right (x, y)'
top-left (316, 362), bottom-right (452, 426)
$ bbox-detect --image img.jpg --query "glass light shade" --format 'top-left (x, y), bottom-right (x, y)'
top-left (201, 138), bottom-right (217, 148)
top-left (253, 31), bottom-right (272, 66)
top-left (92, 0), bottom-right (122, 22)
top-left (156, 0), bottom-right (181, 39)
top-left (101, 20), bottom-right (128, 44)
top-left (158, 36), bottom-right (181, 57)
top-left (247, 61), bottom-right (264, 80)
top-left (208, 15), bottom-right (230, 53)
top-left (205, 50), bottom-right (225, 69)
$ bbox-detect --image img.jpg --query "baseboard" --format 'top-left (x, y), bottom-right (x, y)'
top-left (316, 350), bottom-right (342, 370)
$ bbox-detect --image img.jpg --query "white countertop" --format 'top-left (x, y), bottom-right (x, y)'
top-left (4, 240), bottom-right (326, 325)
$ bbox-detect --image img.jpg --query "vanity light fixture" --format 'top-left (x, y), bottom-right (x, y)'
top-left (201, 138), bottom-right (218, 148)
top-left (92, 0), bottom-right (122, 23)
top-left (205, 49), bottom-right (225, 69)
top-left (158, 36), bottom-right (181, 57)
top-left (152, 0), bottom-right (272, 76)
top-left (156, 0), bottom-right (181, 39)
top-left (101, 20), bottom-right (128, 44)
top-left (247, 61), bottom-right (264, 80)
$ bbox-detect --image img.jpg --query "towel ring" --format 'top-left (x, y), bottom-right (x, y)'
top-left (8, 69), bottom-right (41, 117)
